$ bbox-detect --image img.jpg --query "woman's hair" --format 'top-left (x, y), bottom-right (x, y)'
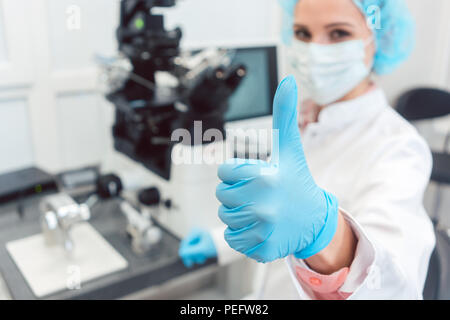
top-left (279, 0), bottom-right (416, 75)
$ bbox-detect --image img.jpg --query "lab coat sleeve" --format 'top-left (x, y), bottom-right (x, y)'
top-left (288, 133), bottom-right (436, 299)
top-left (287, 210), bottom-right (373, 299)
top-left (211, 226), bottom-right (244, 266)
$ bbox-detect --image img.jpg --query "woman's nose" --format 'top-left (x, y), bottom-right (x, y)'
top-left (310, 34), bottom-right (332, 45)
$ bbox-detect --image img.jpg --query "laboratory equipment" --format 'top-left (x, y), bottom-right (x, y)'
top-left (120, 201), bottom-right (162, 255)
top-left (101, 0), bottom-right (279, 239)
top-left (40, 193), bottom-right (91, 252)
top-left (0, 167), bottom-right (57, 206)
top-left (106, 0), bottom-right (247, 180)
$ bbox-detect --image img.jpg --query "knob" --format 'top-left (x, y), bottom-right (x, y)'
top-left (138, 187), bottom-right (161, 206)
top-left (96, 174), bottom-right (123, 199)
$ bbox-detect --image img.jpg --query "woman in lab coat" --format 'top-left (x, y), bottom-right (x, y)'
top-left (179, 0), bottom-right (435, 300)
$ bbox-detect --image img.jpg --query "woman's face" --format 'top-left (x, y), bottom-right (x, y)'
top-left (293, 0), bottom-right (376, 66)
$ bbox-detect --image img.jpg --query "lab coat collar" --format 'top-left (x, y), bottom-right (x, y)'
top-left (304, 87), bottom-right (389, 136)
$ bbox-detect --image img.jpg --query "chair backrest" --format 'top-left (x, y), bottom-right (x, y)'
top-left (424, 228), bottom-right (450, 300)
top-left (395, 88), bottom-right (450, 121)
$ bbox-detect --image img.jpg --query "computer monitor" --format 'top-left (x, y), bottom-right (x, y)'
top-left (222, 45), bottom-right (279, 160)
top-left (225, 46), bottom-right (278, 122)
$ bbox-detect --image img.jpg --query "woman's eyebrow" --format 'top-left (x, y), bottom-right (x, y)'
top-left (293, 23), bottom-right (309, 29)
top-left (325, 22), bottom-right (355, 29)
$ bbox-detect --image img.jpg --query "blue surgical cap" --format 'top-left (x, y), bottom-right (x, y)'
top-left (279, 0), bottom-right (416, 75)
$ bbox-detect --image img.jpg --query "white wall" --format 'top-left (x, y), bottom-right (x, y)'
top-left (163, 0), bottom-right (280, 48)
top-left (376, 0), bottom-right (450, 155)
top-left (378, 0), bottom-right (450, 103)
top-left (0, 0), bottom-right (449, 175)
top-left (0, 98), bottom-right (34, 172)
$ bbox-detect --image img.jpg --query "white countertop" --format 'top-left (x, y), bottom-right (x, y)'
top-left (0, 273), bottom-right (11, 300)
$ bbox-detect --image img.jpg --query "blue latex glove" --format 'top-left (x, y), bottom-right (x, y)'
top-left (179, 228), bottom-right (217, 268)
top-left (215, 75), bottom-right (339, 263)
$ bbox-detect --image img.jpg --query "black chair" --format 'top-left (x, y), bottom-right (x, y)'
top-left (423, 228), bottom-right (450, 300)
top-left (396, 88), bottom-right (450, 222)
top-left (395, 87), bottom-right (450, 300)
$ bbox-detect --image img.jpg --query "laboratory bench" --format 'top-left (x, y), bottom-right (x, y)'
top-left (0, 195), bottom-right (217, 300)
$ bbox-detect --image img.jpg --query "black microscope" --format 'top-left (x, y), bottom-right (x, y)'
top-left (108, 0), bottom-right (247, 179)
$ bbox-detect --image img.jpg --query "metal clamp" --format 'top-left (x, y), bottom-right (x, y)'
top-left (120, 201), bottom-right (161, 255)
top-left (40, 193), bottom-right (90, 252)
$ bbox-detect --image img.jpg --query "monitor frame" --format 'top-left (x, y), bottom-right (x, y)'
top-left (224, 45), bottom-right (278, 123)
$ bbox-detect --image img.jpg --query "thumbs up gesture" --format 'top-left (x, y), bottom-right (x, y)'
top-left (216, 76), bottom-right (339, 263)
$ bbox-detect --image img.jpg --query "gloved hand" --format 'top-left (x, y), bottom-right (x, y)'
top-left (215, 75), bottom-right (339, 263)
top-left (179, 228), bottom-right (217, 268)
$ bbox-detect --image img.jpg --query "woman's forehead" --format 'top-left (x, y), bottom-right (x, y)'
top-left (294, 0), bottom-right (365, 26)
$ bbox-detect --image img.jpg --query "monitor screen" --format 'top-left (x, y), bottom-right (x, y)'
top-left (225, 46), bottom-right (278, 122)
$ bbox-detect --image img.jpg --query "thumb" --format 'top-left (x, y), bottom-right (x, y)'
top-left (272, 75), bottom-right (303, 157)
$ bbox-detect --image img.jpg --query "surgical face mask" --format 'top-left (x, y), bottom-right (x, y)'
top-left (287, 38), bottom-right (373, 106)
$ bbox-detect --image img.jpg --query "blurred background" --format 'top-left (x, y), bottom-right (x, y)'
top-left (0, 0), bottom-right (449, 300)
top-left (0, 0), bottom-right (448, 173)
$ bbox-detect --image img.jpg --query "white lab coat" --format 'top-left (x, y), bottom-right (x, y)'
top-left (211, 87), bottom-right (436, 300)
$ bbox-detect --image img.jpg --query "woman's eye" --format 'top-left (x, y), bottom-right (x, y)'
top-left (329, 29), bottom-right (351, 41)
top-left (294, 29), bottom-right (311, 41)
